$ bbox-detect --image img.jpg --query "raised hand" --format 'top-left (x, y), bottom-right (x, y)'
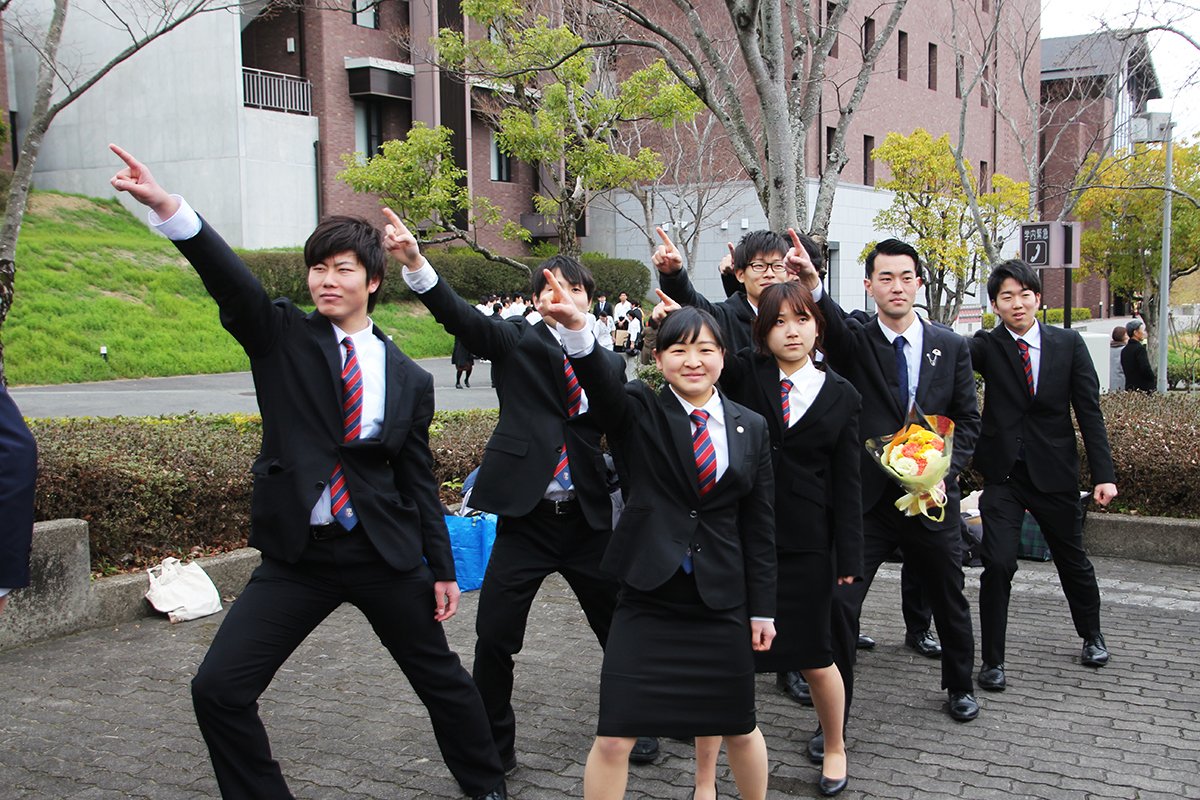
top-left (784, 228), bottom-right (820, 290)
top-left (109, 144), bottom-right (177, 219)
top-left (650, 226), bottom-right (684, 274)
top-left (648, 288), bottom-right (681, 329)
top-left (382, 207), bottom-right (423, 270)
top-left (718, 241), bottom-right (736, 275)
top-left (539, 268), bottom-right (588, 331)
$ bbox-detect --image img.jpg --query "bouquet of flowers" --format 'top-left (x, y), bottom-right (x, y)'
top-left (865, 407), bottom-right (956, 522)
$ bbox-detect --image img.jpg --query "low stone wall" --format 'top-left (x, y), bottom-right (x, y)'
top-left (1, 512), bottom-right (1196, 650)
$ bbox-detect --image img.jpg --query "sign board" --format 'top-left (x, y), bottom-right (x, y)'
top-left (956, 307), bottom-right (984, 324)
top-left (1019, 221), bottom-right (1081, 268)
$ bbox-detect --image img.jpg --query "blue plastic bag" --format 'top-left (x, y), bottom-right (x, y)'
top-left (445, 513), bottom-right (498, 592)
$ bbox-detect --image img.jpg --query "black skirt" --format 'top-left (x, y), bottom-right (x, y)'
top-left (596, 569), bottom-right (757, 739)
top-left (753, 550), bottom-right (834, 672)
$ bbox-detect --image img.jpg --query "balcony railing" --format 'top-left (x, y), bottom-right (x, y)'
top-left (243, 67), bottom-right (312, 115)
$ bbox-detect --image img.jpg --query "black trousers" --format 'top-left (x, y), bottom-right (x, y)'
top-left (191, 532), bottom-right (503, 799)
top-left (978, 461), bottom-right (1101, 666)
top-left (833, 499), bottom-right (976, 717)
top-left (472, 504), bottom-right (618, 763)
top-left (900, 559), bottom-right (934, 635)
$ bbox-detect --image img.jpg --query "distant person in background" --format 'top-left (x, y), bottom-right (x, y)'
top-left (1121, 320), bottom-right (1156, 393)
top-left (0, 385), bottom-right (37, 617)
top-left (594, 312), bottom-right (615, 351)
top-left (1109, 326), bottom-right (1127, 392)
top-left (453, 337), bottom-right (475, 389)
top-left (594, 292), bottom-right (614, 320)
top-left (613, 291), bottom-right (632, 323)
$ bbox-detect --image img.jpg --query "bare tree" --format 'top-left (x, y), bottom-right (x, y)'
top-left (0, 0), bottom-right (245, 383)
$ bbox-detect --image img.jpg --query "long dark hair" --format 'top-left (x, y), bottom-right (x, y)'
top-left (752, 282), bottom-right (825, 359)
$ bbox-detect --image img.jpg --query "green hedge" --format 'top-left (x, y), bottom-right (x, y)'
top-left (236, 245), bottom-right (651, 307)
top-left (981, 307), bottom-right (1092, 330)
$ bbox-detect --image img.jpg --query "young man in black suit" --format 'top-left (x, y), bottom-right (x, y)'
top-left (789, 238), bottom-right (982, 723)
top-left (1121, 319), bottom-right (1156, 392)
top-left (380, 210), bottom-right (658, 770)
top-left (0, 385), bottom-right (37, 616)
top-left (110, 146), bottom-right (507, 800)
top-left (969, 260), bottom-right (1118, 692)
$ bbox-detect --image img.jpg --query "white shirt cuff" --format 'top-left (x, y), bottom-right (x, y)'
top-left (750, 616), bottom-right (775, 623)
top-left (558, 323), bottom-right (596, 357)
top-left (149, 195), bottom-right (202, 240)
top-left (811, 282), bottom-right (824, 302)
top-left (400, 257), bottom-right (439, 293)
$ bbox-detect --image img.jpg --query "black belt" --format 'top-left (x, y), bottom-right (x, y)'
top-left (310, 522), bottom-right (356, 540)
top-left (534, 498), bottom-right (580, 516)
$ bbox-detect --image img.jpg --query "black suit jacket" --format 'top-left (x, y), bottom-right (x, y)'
top-left (0, 387), bottom-right (37, 589)
top-left (720, 352), bottom-right (864, 579)
top-left (969, 324), bottom-right (1115, 492)
top-left (817, 293), bottom-right (981, 530)
top-left (415, 276), bottom-right (625, 532)
top-left (659, 268), bottom-right (757, 353)
top-left (174, 222), bottom-right (455, 579)
top-left (1120, 338), bottom-right (1156, 392)
top-left (569, 346), bottom-right (777, 616)
top-left (594, 301), bottom-right (614, 319)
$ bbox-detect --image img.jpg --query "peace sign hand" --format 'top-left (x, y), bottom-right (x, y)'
top-left (648, 288), bottom-right (681, 329)
top-left (540, 269), bottom-right (588, 331)
top-left (651, 226), bottom-right (684, 275)
top-left (382, 207), bottom-right (423, 270)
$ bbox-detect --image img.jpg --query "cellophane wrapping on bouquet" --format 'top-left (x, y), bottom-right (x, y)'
top-left (865, 406), bottom-right (956, 522)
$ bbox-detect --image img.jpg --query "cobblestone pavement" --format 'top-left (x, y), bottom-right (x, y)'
top-left (2, 555), bottom-right (1198, 799)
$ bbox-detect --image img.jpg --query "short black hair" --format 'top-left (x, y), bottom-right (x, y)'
top-left (733, 230), bottom-right (789, 271)
top-left (304, 216), bottom-right (386, 311)
top-left (865, 238), bottom-right (922, 280)
top-left (656, 307), bottom-right (727, 352)
top-left (530, 254), bottom-right (596, 300)
top-left (986, 259), bottom-right (1042, 302)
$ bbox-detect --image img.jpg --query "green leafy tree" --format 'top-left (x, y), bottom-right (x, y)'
top-left (866, 129), bottom-right (1029, 324)
top-left (1075, 141), bottom-right (1200, 350)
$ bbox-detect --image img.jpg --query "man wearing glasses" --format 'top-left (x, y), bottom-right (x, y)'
top-left (653, 229), bottom-right (795, 352)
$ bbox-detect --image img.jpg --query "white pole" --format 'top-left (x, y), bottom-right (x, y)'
top-left (1157, 123), bottom-right (1174, 393)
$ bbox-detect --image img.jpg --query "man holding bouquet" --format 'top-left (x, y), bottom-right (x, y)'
top-left (788, 239), bottom-right (982, 723)
top-left (969, 260), bottom-right (1117, 693)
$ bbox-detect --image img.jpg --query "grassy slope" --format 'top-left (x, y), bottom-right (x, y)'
top-left (5, 192), bottom-right (451, 385)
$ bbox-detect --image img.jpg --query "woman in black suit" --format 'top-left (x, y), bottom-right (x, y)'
top-left (695, 281), bottom-right (862, 798)
top-left (540, 272), bottom-right (778, 800)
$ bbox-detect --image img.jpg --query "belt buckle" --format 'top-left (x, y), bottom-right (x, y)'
top-left (311, 523), bottom-right (341, 541)
top-left (553, 500), bottom-right (569, 516)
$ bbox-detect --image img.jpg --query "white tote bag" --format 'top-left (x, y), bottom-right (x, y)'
top-left (145, 557), bottom-right (223, 623)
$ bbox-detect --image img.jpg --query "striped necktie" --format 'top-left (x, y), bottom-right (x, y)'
top-left (552, 355), bottom-right (583, 490)
top-left (1017, 338), bottom-right (1035, 397)
top-left (330, 338), bottom-right (362, 530)
top-left (780, 378), bottom-right (794, 426)
top-left (691, 410), bottom-right (716, 496)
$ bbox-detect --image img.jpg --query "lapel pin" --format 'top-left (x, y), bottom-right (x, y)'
top-left (736, 426), bottom-right (745, 433)
top-left (926, 348), bottom-right (941, 367)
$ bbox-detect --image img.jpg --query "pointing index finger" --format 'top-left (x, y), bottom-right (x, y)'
top-left (788, 227), bottom-right (802, 251)
top-left (108, 143), bottom-right (142, 171)
top-left (655, 226), bottom-right (675, 251)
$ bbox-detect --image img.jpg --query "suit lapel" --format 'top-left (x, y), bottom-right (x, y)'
top-left (536, 323), bottom-right (570, 407)
top-left (869, 322), bottom-right (906, 419)
top-left (997, 327), bottom-right (1035, 406)
top-left (378, 327), bottom-right (407, 434)
top-left (790, 371), bottom-right (838, 434)
top-left (308, 312), bottom-right (345, 415)
top-left (658, 388), bottom-right (703, 500)
top-left (754, 356), bottom-right (786, 439)
top-left (717, 396), bottom-right (748, 496)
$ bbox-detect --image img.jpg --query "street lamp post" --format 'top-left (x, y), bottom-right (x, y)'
top-left (1132, 112), bottom-right (1174, 393)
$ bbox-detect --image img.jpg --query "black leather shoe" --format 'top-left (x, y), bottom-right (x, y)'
top-left (905, 630), bottom-right (943, 658)
top-left (947, 690), bottom-right (980, 722)
top-left (776, 670), bottom-right (813, 705)
top-left (629, 736), bottom-right (659, 764)
top-left (856, 634), bottom-right (876, 650)
top-left (806, 728), bottom-right (825, 764)
top-left (472, 781), bottom-right (507, 800)
top-left (1081, 634), bottom-right (1110, 667)
top-left (818, 774), bottom-right (849, 797)
top-left (977, 663), bottom-right (1006, 692)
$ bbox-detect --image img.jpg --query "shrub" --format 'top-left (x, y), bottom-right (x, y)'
top-left (237, 249), bottom-right (309, 305)
top-left (980, 307), bottom-right (1091, 330)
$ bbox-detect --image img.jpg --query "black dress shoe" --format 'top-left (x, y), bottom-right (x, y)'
top-left (1081, 634), bottom-right (1110, 667)
top-left (806, 728), bottom-right (825, 765)
top-left (856, 634), bottom-right (876, 650)
top-left (629, 736), bottom-right (659, 764)
top-left (977, 663), bottom-right (1006, 692)
top-left (472, 781), bottom-right (507, 800)
top-left (905, 630), bottom-right (943, 658)
top-left (776, 670), bottom-right (813, 705)
top-left (818, 774), bottom-right (849, 797)
top-left (947, 690), bottom-right (980, 722)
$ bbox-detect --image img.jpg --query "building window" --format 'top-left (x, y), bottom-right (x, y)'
top-left (955, 55), bottom-right (964, 99)
top-left (490, 132), bottom-right (513, 182)
top-left (827, 2), bottom-right (839, 58)
top-left (981, 65), bottom-right (990, 107)
top-left (897, 31), bottom-right (908, 80)
top-left (979, 160), bottom-right (990, 193)
top-left (927, 43), bottom-right (938, 91)
top-left (352, 0), bottom-right (379, 30)
top-left (863, 135), bottom-right (875, 186)
top-left (862, 16), bottom-right (875, 52)
top-left (354, 100), bottom-right (384, 158)
top-left (826, 126), bottom-right (837, 166)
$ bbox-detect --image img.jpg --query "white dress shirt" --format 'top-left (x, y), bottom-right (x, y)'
top-left (780, 359), bottom-right (826, 427)
top-left (1005, 320), bottom-right (1041, 394)
top-left (876, 316), bottom-right (924, 413)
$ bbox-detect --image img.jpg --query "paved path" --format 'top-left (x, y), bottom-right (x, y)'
top-left (2, 556), bottom-right (1198, 799)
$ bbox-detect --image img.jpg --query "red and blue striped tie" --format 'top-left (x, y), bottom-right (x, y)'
top-left (691, 410), bottom-right (716, 496)
top-left (780, 378), bottom-right (794, 426)
top-left (330, 338), bottom-right (362, 529)
top-left (553, 355), bottom-right (583, 490)
top-left (1017, 338), bottom-right (1035, 397)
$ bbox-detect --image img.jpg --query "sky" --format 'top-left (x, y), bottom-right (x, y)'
top-left (1042, 0), bottom-right (1200, 139)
